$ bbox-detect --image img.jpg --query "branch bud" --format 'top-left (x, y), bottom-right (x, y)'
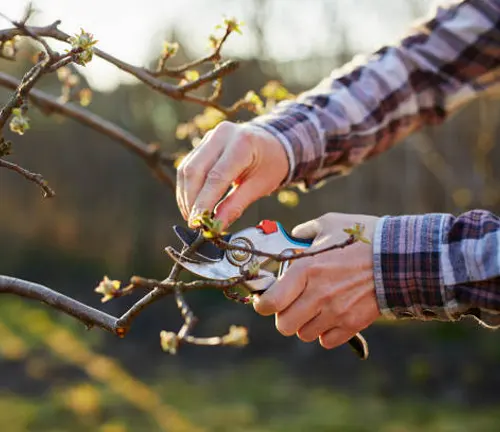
top-left (2, 38), bottom-right (17, 58)
top-left (222, 325), bottom-right (249, 347)
top-left (0, 139), bottom-right (12, 157)
top-left (9, 108), bottom-right (30, 136)
top-left (217, 17), bottom-right (244, 35)
top-left (190, 210), bottom-right (226, 239)
top-left (68, 29), bottom-right (98, 66)
top-left (79, 88), bottom-right (93, 107)
top-left (246, 259), bottom-right (261, 278)
top-left (160, 331), bottom-right (179, 354)
top-left (343, 223), bottom-right (371, 244)
top-left (162, 41), bottom-right (179, 58)
top-left (94, 276), bottom-right (121, 303)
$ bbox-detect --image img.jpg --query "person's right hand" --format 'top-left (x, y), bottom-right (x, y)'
top-left (176, 121), bottom-right (290, 229)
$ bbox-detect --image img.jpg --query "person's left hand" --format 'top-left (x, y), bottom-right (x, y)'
top-left (253, 212), bottom-right (382, 350)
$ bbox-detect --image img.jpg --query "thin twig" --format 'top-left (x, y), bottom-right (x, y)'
top-left (178, 60), bottom-right (238, 94)
top-left (116, 237), bottom-right (205, 331)
top-left (170, 236), bottom-right (204, 339)
top-left (152, 26), bottom-right (233, 78)
top-left (116, 236), bottom-right (240, 338)
top-left (116, 288), bottom-right (168, 332)
top-left (118, 235), bottom-right (246, 339)
top-left (109, 274), bottom-right (245, 333)
top-left (214, 235), bottom-right (357, 261)
top-left (0, 158), bottom-right (55, 197)
top-left (116, 258), bottom-right (187, 332)
top-left (184, 335), bottom-right (232, 346)
top-left (46, 55), bottom-right (77, 73)
top-left (130, 276), bottom-right (245, 292)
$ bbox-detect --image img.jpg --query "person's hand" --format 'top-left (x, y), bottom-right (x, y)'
top-left (176, 121), bottom-right (289, 228)
top-left (253, 212), bottom-right (381, 350)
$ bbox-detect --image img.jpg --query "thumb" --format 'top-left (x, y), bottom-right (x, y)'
top-left (291, 219), bottom-right (320, 239)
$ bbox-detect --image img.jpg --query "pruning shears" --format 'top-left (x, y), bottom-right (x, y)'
top-left (165, 219), bottom-right (369, 360)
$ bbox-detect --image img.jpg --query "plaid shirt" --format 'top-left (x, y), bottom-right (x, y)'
top-left (250, 0), bottom-right (500, 327)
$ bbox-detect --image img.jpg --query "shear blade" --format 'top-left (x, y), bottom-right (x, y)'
top-left (173, 225), bottom-right (199, 247)
top-left (173, 225), bottom-right (230, 262)
top-left (165, 246), bottom-right (204, 264)
top-left (166, 246), bottom-right (237, 280)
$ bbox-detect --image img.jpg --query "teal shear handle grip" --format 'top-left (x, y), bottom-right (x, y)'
top-left (276, 222), bottom-right (314, 248)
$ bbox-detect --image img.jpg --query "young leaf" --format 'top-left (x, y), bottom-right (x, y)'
top-left (94, 276), bottom-right (121, 303)
top-left (343, 223), bottom-right (371, 244)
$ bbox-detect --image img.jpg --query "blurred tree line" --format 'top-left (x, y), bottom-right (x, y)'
top-left (1, 1), bottom-right (500, 430)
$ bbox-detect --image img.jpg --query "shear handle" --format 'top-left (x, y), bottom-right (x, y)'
top-left (275, 222), bottom-right (313, 248)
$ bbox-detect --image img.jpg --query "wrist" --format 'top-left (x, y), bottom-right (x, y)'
top-left (246, 121), bottom-right (295, 187)
top-left (243, 123), bottom-right (291, 187)
top-left (247, 103), bottom-right (325, 189)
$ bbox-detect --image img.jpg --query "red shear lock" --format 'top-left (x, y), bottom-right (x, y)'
top-left (256, 219), bottom-right (278, 234)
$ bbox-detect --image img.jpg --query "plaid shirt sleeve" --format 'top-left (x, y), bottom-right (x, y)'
top-left (249, 0), bottom-right (500, 190)
top-left (248, 0), bottom-right (500, 326)
top-left (374, 211), bottom-right (500, 328)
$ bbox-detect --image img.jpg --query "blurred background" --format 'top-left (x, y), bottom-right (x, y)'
top-left (2, 0), bottom-right (500, 430)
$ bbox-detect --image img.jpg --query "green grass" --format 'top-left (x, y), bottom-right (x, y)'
top-left (0, 356), bottom-right (499, 431)
top-left (1, 298), bottom-right (499, 432)
top-left (151, 360), bottom-right (500, 432)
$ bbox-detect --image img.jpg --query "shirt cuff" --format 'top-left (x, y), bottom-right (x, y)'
top-left (247, 102), bottom-right (325, 188)
top-left (373, 213), bottom-right (452, 322)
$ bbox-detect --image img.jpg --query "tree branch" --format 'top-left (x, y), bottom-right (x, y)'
top-left (0, 158), bottom-right (55, 197)
top-left (0, 273), bottom-right (246, 337)
top-left (0, 23), bottom-right (241, 115)
top-left (0, 275), bottom-right (118, 333)
top-left (0, 10), bottom-right (56, 58)
top-left (0, 15), bottom-right (81, 133)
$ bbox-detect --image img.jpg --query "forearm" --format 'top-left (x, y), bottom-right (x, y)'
top-left (250, 0), bottom-right (500, 190)
top-left (373, 210), bottom-right (500, 328)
